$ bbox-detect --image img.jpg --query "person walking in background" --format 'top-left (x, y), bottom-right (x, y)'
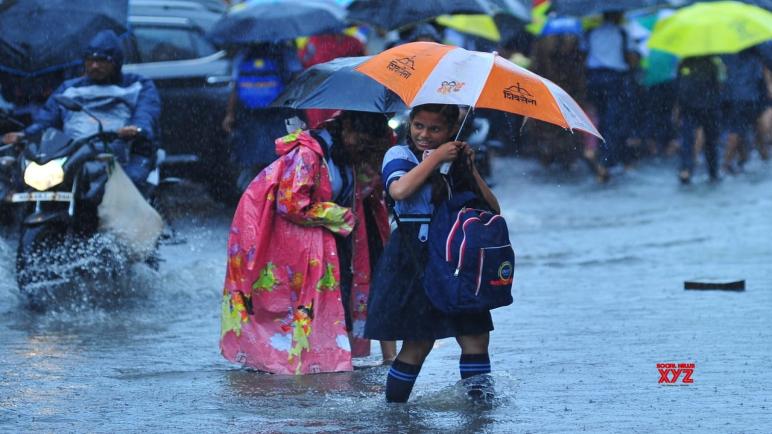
top-left (364, 104), bottom-right (500, 403)
top-left (638, 50), bottom-right (679, 158)
top-left (299, 32), bottom-right (366, 129)
top-left (222, 41), bottom-right (302, 192)
top-left (720, 42), bottom-right (772, 173)
top-left (527, 17), bottom-right (594, 171)
top-left (220, 111), bottom-right (395, 374)
top-left (583, 10), bottom-right (639, 182)
top-left (676, 56), bottom-right (722, 184)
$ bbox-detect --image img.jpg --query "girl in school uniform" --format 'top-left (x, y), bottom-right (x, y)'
top-left (364, 104), bottom-right (500, 402)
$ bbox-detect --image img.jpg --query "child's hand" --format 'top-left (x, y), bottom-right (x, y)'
top-left (432, 141), bottom-right (464, 165)
top-left (461, 142), bottom-right (477, 169)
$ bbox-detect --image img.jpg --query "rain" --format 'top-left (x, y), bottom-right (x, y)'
top-left (1, 0), bottom-right (771, 432)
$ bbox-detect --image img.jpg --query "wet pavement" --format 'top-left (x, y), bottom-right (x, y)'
top-left (1, 156), bottom-right (771, 433)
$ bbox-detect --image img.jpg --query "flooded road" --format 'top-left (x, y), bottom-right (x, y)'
top-left (1, 157), bottom-right (771, 433)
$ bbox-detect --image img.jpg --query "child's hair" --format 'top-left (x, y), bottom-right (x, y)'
top-left (408, 104), bottom-right (460, 131)
top-left (323, 110), bottom-right (392, 168)
top-left (340, 110), bottom-right (391, 139)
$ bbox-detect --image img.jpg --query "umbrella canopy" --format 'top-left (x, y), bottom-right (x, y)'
top-left (0, 0), bottom-right (128, 76)
top-left (674, 0), bottom-right (772, 9)
top-left (436, 15), bottom-right (502, 41)
top-left (550, 0), bottom-right (670, 16)
top-left (207, 0), bottom-right (347, 46)
top-left (648, 1), bottom-right (772, 58)
top-left (347, 0), bottom-right (500, 31)
top-left (355, 42), bottom-right (601, 138)
top-left (271, 56), bottom-right (407, 113)
top-left (489, 0), bottom-right (531, 21)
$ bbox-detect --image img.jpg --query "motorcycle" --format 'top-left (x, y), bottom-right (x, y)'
top-left (0, 110), bottom-right (25, 230)
top-left (4, 95), bottom-right (164, 311)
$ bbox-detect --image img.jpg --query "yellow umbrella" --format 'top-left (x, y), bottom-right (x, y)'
top-left (648, 1), bottom-right (772, 58)
top-left (436, 14), bottom-right (501, 41)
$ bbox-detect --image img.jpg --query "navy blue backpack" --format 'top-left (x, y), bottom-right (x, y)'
top-left (236, 56), bottom-right (286, 109)
top-left (423, 191), bottom-right (515, 314)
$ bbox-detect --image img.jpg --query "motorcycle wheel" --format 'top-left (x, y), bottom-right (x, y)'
top-left (15, 224), bottom-right (67, 312)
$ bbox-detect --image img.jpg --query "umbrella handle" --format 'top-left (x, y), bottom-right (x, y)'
top-left (440, 106), bottom-right (474, 175)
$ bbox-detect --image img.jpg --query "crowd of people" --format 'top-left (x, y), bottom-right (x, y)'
top-left (520, 10), bottom-right (772, 184)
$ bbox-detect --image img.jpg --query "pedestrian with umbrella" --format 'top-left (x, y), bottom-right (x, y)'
top-left (583, 8), bottom-right (640, 182)
top-left (347, 41), bottom-right (600, 402)
top-left (647, 0), bottom-right (772, 182)
top-left (720, 42), bottom-right (772, 173)
top-left (208, 0), bottom-right (348, 193)
top-left (220, 40), bottom-right (303, 193)
top-left (675, 55), bottom-right (722, 184)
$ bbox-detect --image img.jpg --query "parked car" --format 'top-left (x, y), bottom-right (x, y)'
top-left (123, 0), bottom-right (236, 200)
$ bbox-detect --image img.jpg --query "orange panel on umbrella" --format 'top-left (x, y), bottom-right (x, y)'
top-left (356, 42), bottom-right (601, 139)
top-left (477, 58), bottom-right (568, 128)
top-left (355, 42), bottom-right (455, 106)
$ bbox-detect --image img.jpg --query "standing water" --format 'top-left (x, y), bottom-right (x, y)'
top-left (1, 157), bottom-right (770, 432)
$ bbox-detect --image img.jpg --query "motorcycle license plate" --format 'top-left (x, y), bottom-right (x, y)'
top-left (10, 191), bottom-right (73, 203)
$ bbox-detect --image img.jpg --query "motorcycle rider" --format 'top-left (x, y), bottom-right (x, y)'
top-left (2, 30), bottom-right (161, 194)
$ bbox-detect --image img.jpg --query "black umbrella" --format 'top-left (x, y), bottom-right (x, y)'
top-left (347, 0), bottom-right (501, 31)
top-left (207, 0), bottom-right (347, 47)
top-left (0, 0), bottom-right (128, 77)
top-left (271, 56), bottom-right (406, 113)
top-left (550, 0), bottom-right (671, 16)
top-left (489, 0), bottom-right (531, 21)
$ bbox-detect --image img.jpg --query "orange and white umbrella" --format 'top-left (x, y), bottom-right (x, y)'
top-left (355, 42), bottom-right (601, 139)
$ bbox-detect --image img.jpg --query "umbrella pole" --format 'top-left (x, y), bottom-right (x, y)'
top-left (441, 106), bottom-right (474, 174)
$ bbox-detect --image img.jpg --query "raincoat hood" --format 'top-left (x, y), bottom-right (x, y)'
top-left (275, 129), bottom-right (324, 158)
top-left (84, 30), bottom-right (124, 70)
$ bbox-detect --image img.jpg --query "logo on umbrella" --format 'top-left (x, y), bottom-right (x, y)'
top-left (387, 56), bottom-right (416, 79)
top-left (503, 83), bottom-right (537, 106)
top-left (437, 80), bottom-right (465, 95)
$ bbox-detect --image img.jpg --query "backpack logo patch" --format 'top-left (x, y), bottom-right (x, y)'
top-left (491, 261), bottom-right (514, 286)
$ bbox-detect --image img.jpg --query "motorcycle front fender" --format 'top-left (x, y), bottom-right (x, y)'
top-left (23, 210), bottom-right (70, 226)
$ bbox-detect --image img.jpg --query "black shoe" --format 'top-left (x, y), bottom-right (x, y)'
top-left (678, 170), bottom-right (691, 185)
top-left (464, 374), bottom-right (495, 405)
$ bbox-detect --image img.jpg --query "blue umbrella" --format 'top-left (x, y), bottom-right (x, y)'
top-left (0, 0), bottom-right (128, 77)
top-left (207, 0), bottom-right (347, 46)
top-left (271, 56), bottom-right (407, 113)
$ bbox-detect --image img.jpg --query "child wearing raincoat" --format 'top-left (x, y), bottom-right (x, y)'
top-left (364, 104), bottom-right (500, 402)
top-left (220, 111), bottom-right (395, 375)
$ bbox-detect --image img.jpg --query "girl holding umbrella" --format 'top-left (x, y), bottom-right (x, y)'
top-left (364, 103), bottom-right (501, 403)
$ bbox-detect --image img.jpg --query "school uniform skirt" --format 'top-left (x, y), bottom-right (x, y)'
top-left (364, 222), bottom-right (493, 341)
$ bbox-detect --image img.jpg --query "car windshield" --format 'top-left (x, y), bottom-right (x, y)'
top-left (133, 25), bottom-right (216, 63)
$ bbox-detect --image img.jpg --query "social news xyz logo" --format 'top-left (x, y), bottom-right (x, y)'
top-left (657, 363), bottom-right (695, 384)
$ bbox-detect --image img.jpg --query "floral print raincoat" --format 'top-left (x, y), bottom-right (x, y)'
top-left (220, 130), bottom-right (389, 375)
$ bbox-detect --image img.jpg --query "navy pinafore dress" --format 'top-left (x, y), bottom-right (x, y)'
top-left (364, 145), bottom-right (493, 341)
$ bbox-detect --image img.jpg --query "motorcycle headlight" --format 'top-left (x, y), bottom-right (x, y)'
top-left (24, 157), bottom-right (66, 191)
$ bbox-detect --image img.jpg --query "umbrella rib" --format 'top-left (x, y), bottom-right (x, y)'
top-left (473, 51), bottom-right (498, 108)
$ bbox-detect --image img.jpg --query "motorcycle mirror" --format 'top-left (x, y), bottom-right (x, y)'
top-left (53, 95), bottom-right (83, 112)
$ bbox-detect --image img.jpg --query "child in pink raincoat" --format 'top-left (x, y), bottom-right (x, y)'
top-left (221, 111), bottom-right (395, 375)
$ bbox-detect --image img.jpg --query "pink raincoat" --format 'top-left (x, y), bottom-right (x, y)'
top-left (220, 130), bottom-right (389, 375)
